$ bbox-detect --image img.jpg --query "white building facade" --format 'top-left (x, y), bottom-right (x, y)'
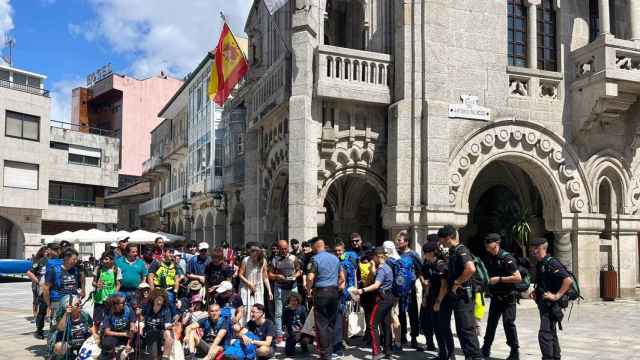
top-left (221, 0), bottom-right (640, 299)
top-left (0, 64), bottom-right (120, 259)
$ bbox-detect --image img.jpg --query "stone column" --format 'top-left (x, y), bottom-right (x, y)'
top-left (526, 0), bottom-right (539, 69)
top-left (631, 0), bottom-right (640, 41)
top-left (599, 0), bottom-right (611, 35)
top-left (288, 1), bottom-right (321, 242)
top-left (244, 127), bottom-right (261, 245)
top-left (616, 232), bottom-right (638, 297)
top-left (572, 214), bottom-right (606, 301)
top-left (554, 231), bottom-right (573, 271)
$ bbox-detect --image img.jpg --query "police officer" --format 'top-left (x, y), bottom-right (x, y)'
top-left (420, 240), bottom-right (446, 357)
top-left (439, 225), bottom-right (483, 360)
top-left (481, 233), bottom-right (521, 360)
top-left (306, 237), bottom-right (345, 360)
top-left (530, 237), bottom-right (573, 360)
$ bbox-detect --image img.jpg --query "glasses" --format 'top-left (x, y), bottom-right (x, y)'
top-left (351, 239), bottom-right (361, 243)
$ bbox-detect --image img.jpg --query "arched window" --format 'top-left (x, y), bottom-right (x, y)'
top-left (537, 0), bottom-right (557, 71)
top-left (508, 0), bottom-right (528, 67)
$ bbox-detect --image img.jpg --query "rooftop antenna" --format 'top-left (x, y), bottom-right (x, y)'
top-left (3, 35), bottom-right (15, 66)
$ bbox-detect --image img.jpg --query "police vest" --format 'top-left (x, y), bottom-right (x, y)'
top-left (154, 262), bottom-right (177, 288)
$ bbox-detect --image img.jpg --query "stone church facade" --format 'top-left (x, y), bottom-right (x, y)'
top-left (224, 0), bottom-right (640, 299)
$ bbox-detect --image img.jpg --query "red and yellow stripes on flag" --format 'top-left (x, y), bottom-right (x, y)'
top-left (208, 22), bottom-right (248, 106)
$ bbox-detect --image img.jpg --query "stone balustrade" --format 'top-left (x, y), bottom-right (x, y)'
top-left (316, 45), bottom-right (393, 104)
top-left (139, 197), bottom-right (162, 216)
top-left (162, 188), bottom-right (184, 210)
top-left (247, 56), bottom-right (289, 124)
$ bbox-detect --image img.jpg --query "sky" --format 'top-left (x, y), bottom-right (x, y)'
top-left (2, 0), bottom-right (252, 123)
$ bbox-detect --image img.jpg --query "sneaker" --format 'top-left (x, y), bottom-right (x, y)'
top-left (34, 331), bottom-right (44, 340)
top-left (331, 353), bottom-right (343, 359)
top-left (426, 342), bottom-right (436, 351)
top-left (506, 349), bottom-right (520, 360)
top-left (411, 338), bottom-right (425, 351)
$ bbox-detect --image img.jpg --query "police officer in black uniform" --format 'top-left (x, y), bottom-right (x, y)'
top-left (420, 240), bottom-right (447, 358)
top-left (439, 225), bottom-right (483, 360)
top-left (481, 233), bottom-right (522, 360)
top-left (435, 230), bottom-right (455, 360)
top-left (530, 237), bottom-right (573, 360)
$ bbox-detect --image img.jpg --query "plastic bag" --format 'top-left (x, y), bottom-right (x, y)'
top-left (301, 307), bottom-right (316, 336)
top-left (76, 336), bottom-right (101, 360)
top-left (169, 339), bottom-right (185, 360)
top-left (347, 302), bottom-right (365, 338)
top-left (474, 292), bottom-right (486, 320)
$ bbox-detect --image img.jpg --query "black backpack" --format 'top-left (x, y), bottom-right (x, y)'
top-left (540, 256), bottom-right (583, 307)
top-left (497, 250), bottom-right (531, 293)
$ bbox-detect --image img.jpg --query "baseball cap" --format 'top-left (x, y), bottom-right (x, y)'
top-left (138, 282), bottom-right (151, 290)
top-left (484, 233), bottom-right (501, 244)
top-left (215, 280), bottom-right (233, 294)
top-left (198, 242), bottom-right (209, 251)
top-left (530, 237), bottom-right (548, 247)
top-left (118, 235), bottom-right (129, 243)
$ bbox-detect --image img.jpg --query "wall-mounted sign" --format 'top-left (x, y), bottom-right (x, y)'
top-left (86, 63), bottom-right (113, 87)
top-left (448, 95), bottom-right (491, 121)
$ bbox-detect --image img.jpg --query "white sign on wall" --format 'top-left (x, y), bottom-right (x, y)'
top-left (448, 95), bottom-right (491, 121)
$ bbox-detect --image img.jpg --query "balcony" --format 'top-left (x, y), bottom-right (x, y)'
top-left (247, 55), bottom-right (289, 124)
top-left (141, 155), bottom-right (168, 176)
top-left (162, 188), bottom-right (185, 211)
top-left (0, 78), bottom-right (49, 97)
top-left (139, 197), bottom-right (161, 216)
top-left (161, 135), bottom-right (187, 162)
top-left (571, 35), bottom-right (640, 133)
top-left (50, 120), bottom-right (119, 137)
top-left (316, 45), bottom-right (393, 105)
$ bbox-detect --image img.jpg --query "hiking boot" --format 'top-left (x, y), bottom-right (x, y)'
top-left (506, 349), bottom-right (520, 360)
top-left (481, 345), bottom-right (490, 358)
top-left (411, 338), bottom-right (425, 351)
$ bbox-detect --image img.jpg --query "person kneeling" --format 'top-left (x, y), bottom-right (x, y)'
top-left (283, 293), bottom-right (309, 356)
top-left (140, 289), bottom-right (174, 360)
top-left (53, 295), bottom-right (98, 358)
top-left (186, 303), bottom-right (230, 360)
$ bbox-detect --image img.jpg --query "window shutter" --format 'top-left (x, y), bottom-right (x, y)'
top-left (4, 161), bottom-right (39, 189)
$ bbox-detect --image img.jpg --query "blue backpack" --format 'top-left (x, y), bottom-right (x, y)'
top-left (387, 256), bottom-right (415, 298)
top-left (224, 331), bottom-right (259, 360)
top-left (48, 260), bottom-right (80, 301)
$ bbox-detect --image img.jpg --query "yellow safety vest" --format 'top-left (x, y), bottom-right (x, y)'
top-left (154, 262), bottom-right (177, 288)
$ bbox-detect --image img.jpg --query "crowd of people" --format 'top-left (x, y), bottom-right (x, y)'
top-left (24, 227), bottom-right (578, 360)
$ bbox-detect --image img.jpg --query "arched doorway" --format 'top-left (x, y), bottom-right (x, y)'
top-left (176, 220), bottom-right (184, 237)
top-left (194, 215), bottom-right (203, 243)
top-left (0, 216), bottom-right (14, 258)
top-left (215, 211), bottom-right (227, 247)
top-left (231, 203), bottom-right (245, 248)
top-left (462, 161), bottom-right (548, 258)
top-left (204, 212), bottom-right (214, 247)
top-left (318, 174), bottom-right (384, 247)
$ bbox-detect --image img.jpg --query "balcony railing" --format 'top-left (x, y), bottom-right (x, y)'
top-left (247, 56), bottom-right (289, 123)
top-left (0, 78), bottom-right (49, 97)
top-left (206, 175), bottom-right (223, 193)
top-left (316, 45), bottom-right (393, 104)
top-left (142, 155), bottom-right (165, 175)
top-left (50, 120), bottom-right (119, 137)
top-left (162, 188), bottom-right (185, 210)
top-left (139, 197), bottom-right (161, 216)
top-left (48, 198), bottom-right (115, 208)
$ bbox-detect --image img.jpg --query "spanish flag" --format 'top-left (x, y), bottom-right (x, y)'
top-left (208, 23), bottom-right (248, 106)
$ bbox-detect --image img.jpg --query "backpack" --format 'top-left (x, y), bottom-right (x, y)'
top-left (496, 250), bottom-right (531, 293)
top-left (387, 256), bottom-right (415, 298)
top-left (49, 262), bottom-right (81, 301)
top-left (541, 256), bottom-right (583, 306)
top-left (471, 254), bottom-right (490, 293)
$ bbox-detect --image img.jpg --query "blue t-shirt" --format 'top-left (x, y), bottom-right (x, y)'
top-left (187, 255), bottom-right (211, 276)
top-left (375, 263), bottom-right (394, 292)
top-left (399, 249), bottom-right (422, 277)
top-left (45, 263), bottom-right (81, 302)
top-left (103, 306), bottom-right (135, 332)
top-left (115, 257), bottom-right (149, 290)
top-left (309, 251), bottom-right (340, 288)
top-left (198, 316), bottom-right (231, 345)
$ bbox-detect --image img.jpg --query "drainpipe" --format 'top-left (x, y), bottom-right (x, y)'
top-left (616, 211), bottom-right (621, 298)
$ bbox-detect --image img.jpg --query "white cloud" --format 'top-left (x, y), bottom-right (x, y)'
top-left (0, 0), bottom-right (14, 48)
top-left (69, 0), bottom-right (253, 78)
top-left (50, 77), bottom-right (84, 123)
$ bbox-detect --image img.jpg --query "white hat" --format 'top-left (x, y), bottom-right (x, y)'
top-left (198, 242), bottom-right (209, 250)
top-left (215, 280), bottom-right (233, 294)
top-left (110, 242), bottom-right (117, 248)
top-left (382, 241), bottom-right (400, 260)
top-left (138, 282), bottom-right (151, 289)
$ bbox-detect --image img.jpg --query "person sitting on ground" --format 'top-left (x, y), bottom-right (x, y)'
top-left (213, 280), bottom-right (244, 325)
top-left (282, 293), bottom-right (309, 356)
top-left (185, 303), bottom-right (232, 359)
top-left (140, 289), bottom-right (174, 360)
top-left (225, 323), bottom-right (260, 360)
top-left (245, 304), bottom-right (276, 359)
top-left (100, 294), bottom-right (137, 360)
top-left (52, 295), bottom-right (97, 358)
top-left (179, 294), bottom-right (207, 345)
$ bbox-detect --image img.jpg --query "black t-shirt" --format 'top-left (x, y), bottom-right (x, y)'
top-left (536, 256), bottom-right (570, 294)
top-left (216, 293), bottom-right (243, 309)
top-left (143, 304), bottom-right (172, 333)
top-left (31, 257), bottom-right (48, 280)
top-left (421, 259), bottom-right (446, 300)
top-left (205, 262), bottom-right (231, 288)
top-left (486, 250), bottom-right (519, 294)
top-left (447, 244), bottom-right (474, 287)
top-left (283, 306), bottom-right (306, 333)
top-left (247, 319), bottom-right (275, 348)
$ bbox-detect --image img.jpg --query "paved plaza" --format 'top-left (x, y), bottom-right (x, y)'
top-left (0, 280), bottom-right (639, 359)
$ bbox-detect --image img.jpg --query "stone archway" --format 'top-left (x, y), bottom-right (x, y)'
top-left (318, 172), bottom-right (386, 246)
top-left (194, 215), bottom-right (203, 243)
top-left (176, 220), bottom-right (184, 237)
top-left (450, 120), bottom-right (592, 269)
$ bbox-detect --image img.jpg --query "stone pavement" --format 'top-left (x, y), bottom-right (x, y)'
top-left (0, 280), bottom-right (639, 359)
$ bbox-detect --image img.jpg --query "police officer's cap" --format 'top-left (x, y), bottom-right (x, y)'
top-left (422, 241), bottom-right (438, 253)
top-left (484, 233), bottom-right (501, 244)
top-left (530, 237), bottom-right (548, 247)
